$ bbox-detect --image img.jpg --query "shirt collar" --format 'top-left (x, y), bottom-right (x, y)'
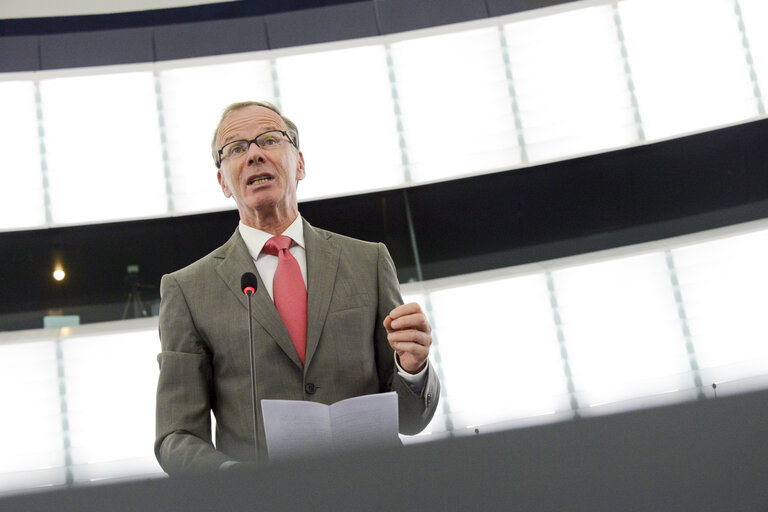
top-left (238, 214), bottom-right (305, 260)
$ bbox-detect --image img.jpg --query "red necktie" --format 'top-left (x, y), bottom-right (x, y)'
top-left (263, 235), bottom-right (307, 364)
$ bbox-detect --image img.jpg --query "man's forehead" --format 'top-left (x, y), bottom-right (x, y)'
top-left (218, 106), bottom-right (285, 141)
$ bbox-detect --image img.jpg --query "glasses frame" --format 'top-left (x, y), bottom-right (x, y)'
top-left (217, 129), bottom-right (298, 166)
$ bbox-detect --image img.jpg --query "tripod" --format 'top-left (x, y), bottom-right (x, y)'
top-left (122, 266), bottom-right (152, 319)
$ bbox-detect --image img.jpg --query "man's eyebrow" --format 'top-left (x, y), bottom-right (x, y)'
top-left (221, 134), bottom-right (243, 145)
top-left (221, 126), bottom-right (282, 146)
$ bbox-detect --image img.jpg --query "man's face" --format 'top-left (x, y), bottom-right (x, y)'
top-left (215, 105), bottom-right (305, 223)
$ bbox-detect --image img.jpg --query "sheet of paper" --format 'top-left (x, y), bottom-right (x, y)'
top-left (329, 392), bottom-right (399, 451)
top-left (261, 399), bottom-right (333, 460)
top-left (261, 392), bottom-right (399, 461)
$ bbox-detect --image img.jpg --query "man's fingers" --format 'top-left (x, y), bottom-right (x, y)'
top-left (391, 342), bottom-right (430, 359)
top-left (387, 302), bottom-right (423, 322)
top-left (387, 329), bottom-right (431, 347)
top-left (385, 302), bottom-right (432, 374)
top-left (385, 310), bottom-right (430, 334)
top-left (389, 302), bottom-right (421, 316)
top-left (387, 329), bottom-right (432, 369)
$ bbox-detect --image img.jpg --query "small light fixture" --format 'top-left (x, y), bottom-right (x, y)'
top-left (53, 266), bottom-right (66, 281)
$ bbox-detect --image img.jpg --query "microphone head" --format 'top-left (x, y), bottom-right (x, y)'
top-left (241, 272), bottom-right (258, 296)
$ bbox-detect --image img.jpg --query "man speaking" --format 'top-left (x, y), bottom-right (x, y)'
top-left (155, 101), bottom-right (440, 474)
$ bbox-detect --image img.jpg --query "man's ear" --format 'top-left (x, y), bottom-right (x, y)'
top-left (296, 151), bottom-right (306, 182)
top-left (217, 169), bottom-right (232, 197)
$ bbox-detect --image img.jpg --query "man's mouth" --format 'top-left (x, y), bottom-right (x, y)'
top-left (247, 176), bottom-right (272, 186)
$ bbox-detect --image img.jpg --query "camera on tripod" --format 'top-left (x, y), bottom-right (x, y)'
top-left (122, 264), bottom-right (149, 319)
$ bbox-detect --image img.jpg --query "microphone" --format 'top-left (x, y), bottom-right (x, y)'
top-left (241, 272), bottom-right (258, 296)
top-left (241, 272), bottom-right (260, 462)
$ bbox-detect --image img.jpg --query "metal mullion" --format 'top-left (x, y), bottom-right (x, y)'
top-left (546, 272), bottom-right (580, 417)
top-left (384, 44), bottom-right (411, 185)
top-left (734, 0), bottom-right (765, 115)
top-left (270, 58), bottom-right (282, 112)
top-left (497, 25), bottom-right (528, 164)
top-left (612, 2), bottom-right (646, 142)
top-left (34, 81), bottom-right (53, 226)
top-left (153, 69), bottom-right (175, 214)
top-left (54, 333), bottom-right (74, 486)
top-left (665, 249), bottom-right (706, 400)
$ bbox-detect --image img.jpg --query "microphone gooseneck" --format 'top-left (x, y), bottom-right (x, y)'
top-left (241, 272), bottom-right (260, 461)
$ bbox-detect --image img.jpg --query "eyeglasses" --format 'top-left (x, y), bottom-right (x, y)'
top-left (217, 130), bottom-right (297, 165)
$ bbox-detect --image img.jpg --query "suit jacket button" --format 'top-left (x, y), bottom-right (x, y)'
top-left (305, 383), bottom-right (316, 394)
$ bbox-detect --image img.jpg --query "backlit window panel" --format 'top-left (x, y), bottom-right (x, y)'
top-left (0, 336), bottom-right (67, 493)
top-left (0, 80), bottom-right (47, 229)
top-left (39, 71), bottom-right (168, 224)
top-left (276, 46), bottom-right (403, 200)
top-left (671, 229), bottom-right (768, 396)
top-left (503, 4), bottom-right (639, 162)
top-left (552, 252), bottom-right (696, 414)
top-left (60, 323), bottom-right (162, 483)
top-left (424, 274), bottom-right (569, 433)
top-left (619, 0), bottom-right (759, 140)
top-left (390, 28), bottom-right (522, 183)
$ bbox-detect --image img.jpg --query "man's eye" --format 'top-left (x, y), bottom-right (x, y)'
top-left (261, 136), bottom-right (279, 146)
top-left (230, 144), bottom-right (246, 154)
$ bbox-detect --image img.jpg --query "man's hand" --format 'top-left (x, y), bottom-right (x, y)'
top-left (383, 302), bottom-right (432, 374)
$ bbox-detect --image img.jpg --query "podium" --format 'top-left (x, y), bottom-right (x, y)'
top-left (2, 389), bottom-right (767, 511)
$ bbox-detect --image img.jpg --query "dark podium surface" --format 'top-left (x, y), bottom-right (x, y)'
top-left (3, 389), bottom-right (768, 511)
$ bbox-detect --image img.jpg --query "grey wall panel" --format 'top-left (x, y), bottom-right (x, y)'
top-left (0, 36), bottom-right (39, 72)
top-left (0, 0), bottom-right (582, 72)
top-left (485, 0), bottom-right (528, 17)
top-left (527, 0), bottom-right (579, 9)
top-left (374, 0), bottom-right (488, 34)
top-left (2, 389), bottom-right (768, 511)
top-left (39, 27), bottom-right (154, 70)
top-left (265, 2), bottom-right (378, 49)
top-left (153, 17), bottom-right (268, 61)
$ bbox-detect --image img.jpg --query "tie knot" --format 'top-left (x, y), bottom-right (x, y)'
top-left (263, 235), bottom-right (293, 256)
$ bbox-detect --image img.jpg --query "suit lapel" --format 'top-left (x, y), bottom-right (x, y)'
top-left (214, 228), bottom-right (302, 368)
top-left (303, 219), bottom-right (340, 369)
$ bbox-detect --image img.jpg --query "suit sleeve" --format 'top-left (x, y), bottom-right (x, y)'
top-left (155, 273), bottom-right (231, 474)
top-left (374, 243), bottom-right (440, 435)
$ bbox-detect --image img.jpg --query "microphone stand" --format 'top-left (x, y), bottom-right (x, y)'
top-left (241, 271), bottom-right (260, 464)
top-left (245, 289), bottom-right (260, 462)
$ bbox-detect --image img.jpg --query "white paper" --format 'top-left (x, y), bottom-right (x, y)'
top-left (261, 391), bottom-right (399, 460)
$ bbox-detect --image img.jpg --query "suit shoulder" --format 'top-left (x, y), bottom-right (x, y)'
top-left (311, 225), bottom-right (381, 251)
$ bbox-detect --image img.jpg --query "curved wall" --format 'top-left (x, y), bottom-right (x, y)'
top-left (0, 0), bottom-right (571, 71)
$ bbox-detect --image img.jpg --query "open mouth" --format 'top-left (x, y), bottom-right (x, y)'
top-left (247, 176), bottom-right (272, 186)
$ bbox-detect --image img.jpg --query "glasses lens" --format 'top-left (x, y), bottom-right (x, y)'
top-left (256, 131), bottom-right (285, 149)
top-left (223, 140), bottom-right (250, 159)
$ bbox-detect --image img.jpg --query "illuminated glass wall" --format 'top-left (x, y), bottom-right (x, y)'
top-left (0, 319), bottom-right (161, 494)
top-left (400, 221), bottom-right (768, 440)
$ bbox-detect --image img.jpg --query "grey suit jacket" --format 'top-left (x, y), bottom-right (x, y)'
top-left (155, 219), bottom-right (440, 474)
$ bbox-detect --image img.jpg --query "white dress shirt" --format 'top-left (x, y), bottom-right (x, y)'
top-left (239, 215), bottom-right (306, 300)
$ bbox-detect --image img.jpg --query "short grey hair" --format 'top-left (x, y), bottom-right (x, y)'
top-left (211, 101), bottom-right (300, 168)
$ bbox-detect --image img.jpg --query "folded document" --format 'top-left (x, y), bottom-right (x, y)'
top-left (261, 391), bottom-right (399, 460)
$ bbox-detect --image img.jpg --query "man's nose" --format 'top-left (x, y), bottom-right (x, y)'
top-left (246, 141), bottom-right (266, 164)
